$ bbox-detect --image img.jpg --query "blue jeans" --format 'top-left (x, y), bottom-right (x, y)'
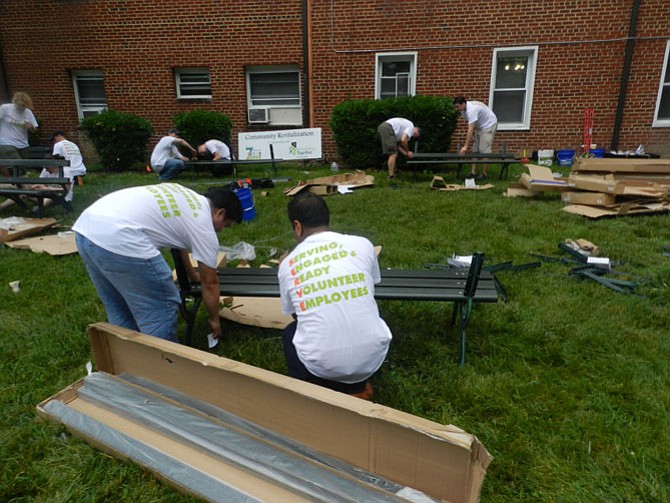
top-left (157, 158), bottom-right (186, 180)
top-left (76, 233), bottom-right (180, 342)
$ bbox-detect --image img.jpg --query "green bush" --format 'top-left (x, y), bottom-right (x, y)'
top-left (172, 109), bottom-right (233, 148)
top-left (329, 95), bottom-right (458, 169)
top-left (79, 110), bottom-right (154, 172)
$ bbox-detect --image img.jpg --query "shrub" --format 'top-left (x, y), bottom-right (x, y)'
top-left (329, 95), bottom-right (458, 169)
top-left (172, 109), bottom-right (233, 149)
top-left (79, 110), bottom-right (154, 172)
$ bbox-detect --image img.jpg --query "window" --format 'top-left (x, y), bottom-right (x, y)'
top-left (375, 52), bottom-right (417, 100)
top-left (245, 65), bottom-right (302, 125)
top-left (72, 71), bottom-right (107, 120)
top-left (653, 41), bottom-right (670, 127)
top-left (489, 46), bottom-right (538, 130)
top-left (175, 68), bottom-right (211, 99)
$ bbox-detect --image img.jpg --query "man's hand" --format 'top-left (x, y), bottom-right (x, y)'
top-left (209, 317), bottom-right (222, 339)
top-left (460, 146), bottom-right (468, 156)
top-left (407, 151), bottom-right (414, 159)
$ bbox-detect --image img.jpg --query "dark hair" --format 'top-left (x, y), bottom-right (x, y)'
top-left (288, 192), bottom-right (329, 229)
top-left (204, 188), bottom-right (243, 223)
top-left (453, 96), bottom-right (466, 105)
top-left (51, 130), bottom-right (65, 141)
top-left (198, 149), bottom-right (213, 161)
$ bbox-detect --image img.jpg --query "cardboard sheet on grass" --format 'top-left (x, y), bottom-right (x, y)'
top-left (504, 165), bottom-right (569, 197)
top-left (430, 176), bottom-right (494, 191)
top-left (0, 217), bottom-right (57, 242)
top-left (284, 171), bottom-right (374, 196)
top-left (4, 230), bottom-right (77, 255)
top-left (38, 323), bottom-right (491, 503)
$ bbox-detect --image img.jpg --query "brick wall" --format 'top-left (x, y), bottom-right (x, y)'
top-left (0, 0), bottom-right (668, 163)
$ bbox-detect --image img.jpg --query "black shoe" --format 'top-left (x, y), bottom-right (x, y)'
top-left (476, 173), bottom-right (488, 181)
top-left (466, 172), bottom-right (476, 179)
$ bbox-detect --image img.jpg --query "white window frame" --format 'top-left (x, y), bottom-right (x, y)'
top-left (175, 68), bottom-right (212, 99)
top-left (72, 70), bottom-right (107, 121)
top-left (375, 52), bottom-right (417, 100)
top-left (489, 46), bottom-right (538, 130)
top-left (653, 40), bottom-right (670, 127)
top-left (245, 65), bottom-right (302, 126)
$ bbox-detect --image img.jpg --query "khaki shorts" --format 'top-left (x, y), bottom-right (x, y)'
top-left (378, 122), bottom-right (398, 155)
top-left (472, 123), bottom-right (498, 154)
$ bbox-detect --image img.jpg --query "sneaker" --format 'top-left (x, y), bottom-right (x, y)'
top-left (466, 172), bottom-right (477, 179)
top-left (476, 173), bottom-right (488, 181)
top-left (387, 175), bottom-right (396, 181)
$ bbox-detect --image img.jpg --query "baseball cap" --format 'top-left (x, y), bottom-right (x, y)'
top-left (168, 128), bottom-right (180, 135)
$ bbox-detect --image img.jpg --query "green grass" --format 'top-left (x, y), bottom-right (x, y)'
top-left (1, 163), bottom-right (669, 502)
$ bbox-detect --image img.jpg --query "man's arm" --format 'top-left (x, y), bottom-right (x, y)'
top-left (460, 123), bottom-right (476, 156)
top-left (174, 139), bottom-right (198, 160)
top-left (398, 134), bottom-right (413, 158)
top-left (197, 262), bottom-right (222, 339)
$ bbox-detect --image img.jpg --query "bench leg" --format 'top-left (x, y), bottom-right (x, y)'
top-left (455, 298), bottom-right (474, 367)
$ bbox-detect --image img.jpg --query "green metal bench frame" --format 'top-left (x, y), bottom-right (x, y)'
top-left (171, 250), bottom-right (500, 366)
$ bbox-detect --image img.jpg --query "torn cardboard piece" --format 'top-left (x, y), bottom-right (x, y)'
top-left (285, 171), bottom-right (374, 197)
top-left (38, 323), bottom-right (492, 503)
top-left (519, 165), bottom-right (569, 192)
top-left (0, 217), bottom-right (58, 242)
top-left (220, 296), bottom-right (293, 329)
top-left (430, 176), bottom-right (494, 191)
top-left (572, 157), bottom-right (670, 174)
top-left (563, 201), bottom-right (670, 219)
top-left (4, 231), bottom-right (77, 255)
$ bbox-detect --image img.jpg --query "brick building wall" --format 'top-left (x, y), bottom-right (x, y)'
top-left (0, 0), bottom-right (668, 165)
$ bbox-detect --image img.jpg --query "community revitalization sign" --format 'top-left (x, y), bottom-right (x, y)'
top-left (238, 128), bottom-right (322, 161)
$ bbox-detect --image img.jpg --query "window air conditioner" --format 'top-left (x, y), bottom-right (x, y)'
top-left (248, 107), bottom-right (270, 124)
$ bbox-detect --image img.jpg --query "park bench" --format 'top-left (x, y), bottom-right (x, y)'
top-left (171, 249), bottom-right (501, 366)
top-left (184, 144), bottom-right (284, 179)
top-left (0, 157), bottom-right (72, 216)
top-left (407, 142), bottom-right (520, 181)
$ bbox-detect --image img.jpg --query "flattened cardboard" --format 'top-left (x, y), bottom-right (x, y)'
top-left (0, 217), bottom-right (57, 242)
top-left (430, 176), bottom-right (494, 191)
top-left (561, 191), bottom-right (616, 206)
top-left (172, 251), bottom-right (226, 281)
top-left (284, 171), bottom-right (374, 197)
top-left (568, 174), bottom-right (668, 197)
top-left (4, 231), bottom-right (77, 255)
top-left (38, 323), bottom-right (491, 503)
top-left (220, 296), bottom-right (293, 329)
top-left (572, 157), bottom-right (670, 174)
top-left (563, 202), bottom-right (670, 219)
top-left (519, 165), bottom-right (569, 192)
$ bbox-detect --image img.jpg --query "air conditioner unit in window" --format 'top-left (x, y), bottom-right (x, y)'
top-left (248, 107), bottom-right (270, 124)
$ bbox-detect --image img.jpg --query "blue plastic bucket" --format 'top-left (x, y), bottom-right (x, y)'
top-left (557, 149), bottom-right (575, 167)
top-left (234, 187), bottom-right (256, 221)
top-left (591, 148), bottom-right (606, 158)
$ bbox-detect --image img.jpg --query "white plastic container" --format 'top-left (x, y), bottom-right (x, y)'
top-left (537, 149), bottom-right (554, 167)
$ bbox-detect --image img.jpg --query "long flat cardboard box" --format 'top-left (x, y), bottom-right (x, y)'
top-left (572, 158), bottom-right (670, 174)
top-left (37, 323), bottom-right (491, 503)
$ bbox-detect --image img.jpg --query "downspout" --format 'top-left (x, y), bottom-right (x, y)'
top-left (611, 0), bottom-right (642, 151)
top-left (0, 39), bottom-right (11, 102)
top-left (301, 0), bottom-right (313, 127)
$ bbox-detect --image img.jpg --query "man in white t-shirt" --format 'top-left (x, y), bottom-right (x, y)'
top-left (0, 92), bottom-right (38, 175)
top-left (51, 131), bottom-right (87, 184)
top-left (197, 139), bottom-right (231, 161)
top-left (377, 117), bottom-right (421, 179)
top-left (453, 96), bottom-right (498, 180)
top-left (278, 193), bottom-right (392, 399)
top-left (73, 184), bottom-right (242, 343)
top-left (150, 129), bottom-right (197, 181)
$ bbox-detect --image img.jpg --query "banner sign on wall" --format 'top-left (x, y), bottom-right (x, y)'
top-left (238, 128), bottom-right (322, 161)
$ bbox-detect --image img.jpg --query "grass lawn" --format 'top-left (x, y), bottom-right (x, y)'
top-left (1, 162), bottom-right (669, 502)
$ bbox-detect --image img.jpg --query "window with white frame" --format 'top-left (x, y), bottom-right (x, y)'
top-left (489, 46), bottom-right (538, 130)
top-left (375, 52), bottom-right (417, 100)
top-left (72, 71), bottom-right (107, 120)
top-left (653, 40), bottom-right (670, 127)
top-left (245, 65), bottom-right (302, 125)
top-left (175, 68), bottom-right (212, 99)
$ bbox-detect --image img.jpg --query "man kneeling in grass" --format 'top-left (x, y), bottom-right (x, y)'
top-left (278, 193), bottom-right (392, 399)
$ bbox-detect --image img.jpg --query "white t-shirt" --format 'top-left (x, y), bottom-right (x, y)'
top-left (0, 103), bottom-right (38, 148)
top-left (150, 136), bottom-right (182, 170)
top-left (385, 118), bottom-right (415, 142)
top-left (52, 139), bottom-right (87, 177)
top-left (461, 101), bottom-right (498, 130)
top-left (39, 167), bottom-right (74, 202)
top-left (73, 183), bottom-right (219, 267)
top-left (278, 231), bottom-right (392, 383)
top-left (205, 139), bottom-right (231, 160)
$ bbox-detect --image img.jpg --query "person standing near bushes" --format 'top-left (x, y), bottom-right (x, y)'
top-left (377, 117), bottom-right (420, 179)
top-left (278, 192), bottom-right (392, 399)
top-left (453, 96), bottom-right (498, 180)
top-left (73, 184), bottom-right (243, 343)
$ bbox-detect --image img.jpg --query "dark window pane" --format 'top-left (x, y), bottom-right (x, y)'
top-left (493, 90), bottom-right (525, 122)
